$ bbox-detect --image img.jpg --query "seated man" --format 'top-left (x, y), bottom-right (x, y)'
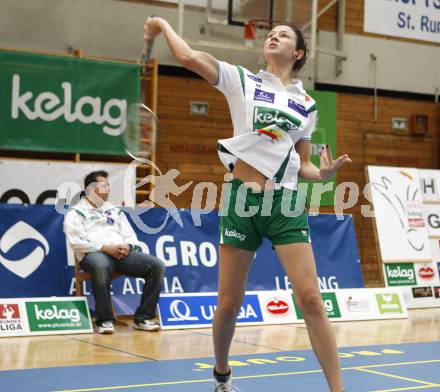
top-left (64, 170), bottom-right (165, 334)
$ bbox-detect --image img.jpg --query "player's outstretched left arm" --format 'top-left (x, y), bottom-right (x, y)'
top-left (144, 16), bottom-right (219, 85)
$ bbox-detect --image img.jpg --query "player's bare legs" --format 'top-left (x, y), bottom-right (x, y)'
top-left (213, 244), bottom-right (255, 374)
top-left (276, 243), bottom-right (344, 392)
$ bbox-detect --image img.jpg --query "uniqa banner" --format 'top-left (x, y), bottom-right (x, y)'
top-left (0, 205), bottom-right (364, 316)
top-left (0, 50), bottom-right (140, 155)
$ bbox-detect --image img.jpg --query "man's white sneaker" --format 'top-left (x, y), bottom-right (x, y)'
top-left (133, 319), bottom-right (161, 332)
top-left (97, 321), bottom-right (114, 334)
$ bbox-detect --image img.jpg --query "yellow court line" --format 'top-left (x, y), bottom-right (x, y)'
top-left (354, 368), bottom-right (437, 386)
top-left (359, 359), bottom-right (440, 370)
top-left (370, 385), bottom-right (440, 392)
top-left (54, 378), bottom-right (212, 392)
top-left (53, 369), bottom-right (324, 392)
top-left (52, 359), bottom-right (440, 392)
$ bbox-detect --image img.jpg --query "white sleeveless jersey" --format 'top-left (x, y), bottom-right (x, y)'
top-left (214, 61), bottom-right (317, 190)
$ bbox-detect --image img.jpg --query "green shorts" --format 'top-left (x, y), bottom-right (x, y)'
top-left (219, 179), bottom-right (310, 251)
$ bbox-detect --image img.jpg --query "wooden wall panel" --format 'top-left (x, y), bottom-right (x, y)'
top-left (154, 75), bottom-right (229, 210)
top-left (154, 74), bottom-right (440, 286)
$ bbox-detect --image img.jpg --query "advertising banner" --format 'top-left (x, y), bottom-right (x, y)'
top-left (364, 0), bottom-right (440, 44)
top-left (158, 293), bottom-right (264, 329)
top-left (367, 166), bottom-right (431, 263)
top-left (0, 205), bottom-right (364, 316)
top-left (0, 49), bottom-right (140, 155)
top-left (157, 288), bottom-right (408, 330)
top-left (420, 169), bottom-right (440, 202)
top-left (0, 297), bottom-right (92, 337)
top-left (423, 204), bottom-right (440, 237)
top-left (367, 166), bottom-right (440, 308)
top-left (0, 159), bottom-right (135, 207)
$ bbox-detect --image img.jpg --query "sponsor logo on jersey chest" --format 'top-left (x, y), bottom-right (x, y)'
top-left (287, 99), bottom-right (308, 117)
top-left (254, 88), bottom-right (275, 103)
top-left (253, 107), bottom-right (301, 133)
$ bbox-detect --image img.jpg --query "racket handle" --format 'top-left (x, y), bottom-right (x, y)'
top-left (141, 14), bottom-right (158, 75)
top-left (141, 40), bottom-right (154, 64)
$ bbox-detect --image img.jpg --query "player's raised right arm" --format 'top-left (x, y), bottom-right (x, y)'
top-left (144, 16), bottom-right (219, 85)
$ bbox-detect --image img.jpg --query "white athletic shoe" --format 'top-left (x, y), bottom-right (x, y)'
top-left (213, 370), bottom-right (241, 392)
top-left (97, 321), bottom-right (114, 334)
top-left (133, 319), bottom-right (161, 332)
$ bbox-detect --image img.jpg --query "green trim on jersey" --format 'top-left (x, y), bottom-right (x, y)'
top-left (71, 208), bottom-right (86, 219)
top-left (307, 103), bottom-right (317, 113)
top-left (236, 66), bottom-right (246, 97)
top-left (273, 146), bottom-right (293, 183)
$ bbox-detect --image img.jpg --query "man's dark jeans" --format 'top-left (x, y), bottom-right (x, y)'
top-left (80, 250), bottom-right (165, 325)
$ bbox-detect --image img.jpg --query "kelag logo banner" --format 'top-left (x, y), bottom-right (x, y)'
top-left (0, 298), bottom-right (92, 337)
top-left (0, 50), bottom-right (140, 155)
top-left (26, 300), bottom-right (90, 332)
top-left (293, 292), bottom-right (342, 320)
top-left (385, 263), bottom-right (416, 286)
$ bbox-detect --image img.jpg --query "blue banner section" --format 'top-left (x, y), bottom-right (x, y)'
top-left (0, 205), bottom-right (70, 297)
top-left (0, 205), bottom-right (363, 316)
top-left (158, 294), bottom-right (263, 328)
top-left (129, 209), bottom-right (364, 293)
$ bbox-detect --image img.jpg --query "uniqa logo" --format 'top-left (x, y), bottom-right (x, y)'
top-left (167, 300), bottom-right (199, 322)
top-left (386, 265), bottom-right (414, 280)
top-left (11, 74), bottom-right (127, 136)
top-left (34, 305), bottom-right (80, 323)
top-left (200, 304), bottom-right (259, 320)
top-left (0, 221), bottom-right (49, 278)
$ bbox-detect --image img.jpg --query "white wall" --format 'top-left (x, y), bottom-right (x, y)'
top-left (0, 0), bottom-right (261, 68)
top-left (1, 0), bottom-right (439, 95)
top-left (317, 31), bottom-right (440, 96)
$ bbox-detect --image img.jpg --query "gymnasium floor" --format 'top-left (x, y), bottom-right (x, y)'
top-left (1, 308), bottom-right (439, 391)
